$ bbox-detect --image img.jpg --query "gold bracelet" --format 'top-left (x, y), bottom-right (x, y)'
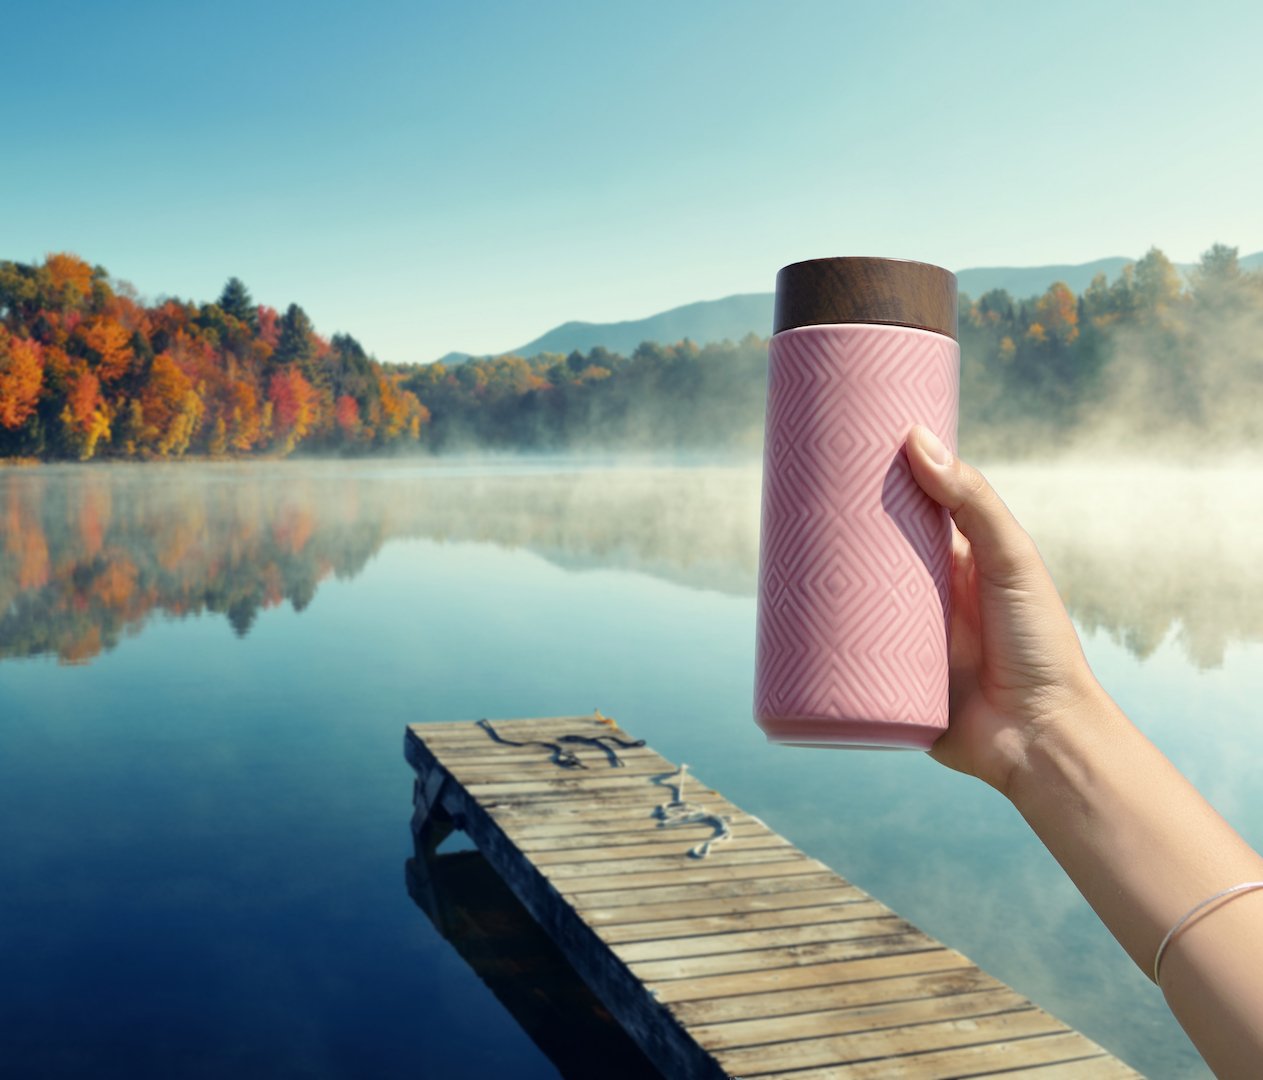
top-left (1153, 880), bottom-right (1263, 985)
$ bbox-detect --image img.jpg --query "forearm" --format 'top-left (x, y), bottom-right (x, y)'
top-left (1006, 683), bottom-right (1263, 1077)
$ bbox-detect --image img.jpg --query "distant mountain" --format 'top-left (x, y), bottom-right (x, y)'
top-left (955, 257), bottom-right (1133, 300)
top-left (960, 251), bottom-right (1263, 299)
top-left (514, 293), bottom-right (773, 360)
top-left (435, 252), bottom-right (1263, 363)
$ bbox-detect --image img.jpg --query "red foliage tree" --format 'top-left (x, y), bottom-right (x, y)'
top-left (334, 393), bottom-right (360, 436)
top-left (256, 306), bottom-right (280, 349)
top-left (268, 367), bottom-right (319, 452)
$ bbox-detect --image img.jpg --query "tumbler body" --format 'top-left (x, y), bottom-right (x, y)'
top-left (754, 320), bottom-right (959, 750)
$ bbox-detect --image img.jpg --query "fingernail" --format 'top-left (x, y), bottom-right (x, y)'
top-left (917, 426), bottom-right (953, 466)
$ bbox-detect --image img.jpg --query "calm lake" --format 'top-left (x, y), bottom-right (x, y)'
top-left (3, 458), bottom-right (1261, 1078)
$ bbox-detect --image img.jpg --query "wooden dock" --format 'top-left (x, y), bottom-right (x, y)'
top-left (406, 815), bottom-right (663, 1078)
top-left (405, 714), bottom-right (1142, 1079)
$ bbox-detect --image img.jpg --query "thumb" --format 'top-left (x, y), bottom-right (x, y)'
top-left (904, 424), bottom-right (1037, 582)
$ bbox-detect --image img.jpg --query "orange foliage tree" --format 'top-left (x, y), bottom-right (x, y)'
top-left (43, 252), bottom-right (95, 307)
top-left (74, 314), bottom-right (134, 383)
top-left (0, 327), bottom-right (44, 429)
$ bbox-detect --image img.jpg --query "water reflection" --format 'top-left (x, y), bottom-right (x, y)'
top-left (2, 460), bottom-right (1260, 668)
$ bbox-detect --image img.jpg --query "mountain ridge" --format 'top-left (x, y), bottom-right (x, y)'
top-left (434, 251), bottom-right (1263, 364)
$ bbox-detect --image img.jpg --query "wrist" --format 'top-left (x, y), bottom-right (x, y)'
top-left (1000, 674), bottom-right (1127, 811)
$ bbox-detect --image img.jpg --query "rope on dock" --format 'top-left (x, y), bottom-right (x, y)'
top-left (653, 763), bottom-right (733, 859)
top-left (475, 718), bottom-right (730, 858)
top-left (476, 717), bottom-right (647, 769)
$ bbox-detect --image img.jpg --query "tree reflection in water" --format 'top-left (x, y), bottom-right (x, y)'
top-left (1, 459), bottom-right (1260, 669)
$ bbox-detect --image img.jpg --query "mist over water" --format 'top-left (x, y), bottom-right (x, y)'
top-left (1064, 301), bottom-right (1263, 465)
top-left (985, 458), bottom-right (1263, 668)
top-left (4, 456), bottom-right (1261, 670)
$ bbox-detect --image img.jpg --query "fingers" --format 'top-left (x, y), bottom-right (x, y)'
top-left (905, 425), bottom-right (1038, 584)
top-left (951, 522), bottom-right (971, 565)
top-left (951, 527), bottom-right (976, 599)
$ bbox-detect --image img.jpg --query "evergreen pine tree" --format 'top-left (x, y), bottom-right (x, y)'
top-left (217, 277), bottom-right (259, 330)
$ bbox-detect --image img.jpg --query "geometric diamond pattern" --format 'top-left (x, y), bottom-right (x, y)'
top-left (754, 324), bottom-right (959, 743)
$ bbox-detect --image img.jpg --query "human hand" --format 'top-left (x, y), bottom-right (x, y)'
top-left (904, 425), bottom-right (1102, 797)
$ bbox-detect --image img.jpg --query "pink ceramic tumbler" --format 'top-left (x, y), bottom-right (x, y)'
top-left (754, 257), bottom-right (959, 750)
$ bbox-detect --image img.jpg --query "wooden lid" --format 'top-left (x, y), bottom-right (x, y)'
top-left (773, 257), bottom-right (957, 340)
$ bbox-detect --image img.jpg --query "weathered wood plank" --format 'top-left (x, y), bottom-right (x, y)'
top-left (585, 884), bottom-right (868, 927)
top-left (569, 871), bottom-right (849, 910)
top-left (612, 915), bottom-right (910, 964)
top-left (628, 929), bottom-right (940, 981)
top-left (596, 898), bottom-right (890, 945)
top-left (541, 846), bottom-right (807, 880)
top-left (496, 823), bottom-right (742, 853)
top-left (487, 793), bottom-right (737, 824)
top-left (531, 834), bottom-right (791, 866)
top-left (491, 792), bottom-right (733, 817)
top-left (477, 788), bottom-right (712, 812)
top-left (690, 985), bottom-right (1031, 1051)
top-left (466, 773), bottom-right (705, 797)
top-left (482, 776), bottom-right (727, 802)
top-left (748, 1032), bottom-right (1129, 1078)
top-left (647, 947), bottom-right (969, 1005)
top-left (483, 786), bottom-right (729, 810)
top-left (404, 716), bottom-right (1137, 1078)
top-left (556, 856), bottom-right (832, 895)
top-left (665, 963), bottom-right (997, 1026)
top-left (994, 1055), bottom-right (1144, 1077)
top-left (712, 1009), bottom-right (1067, 1075)
top-left (515, 817), bottom-right (770, 851)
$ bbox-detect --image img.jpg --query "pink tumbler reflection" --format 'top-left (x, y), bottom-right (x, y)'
top-left (754, 257), bottom-right (959, 750)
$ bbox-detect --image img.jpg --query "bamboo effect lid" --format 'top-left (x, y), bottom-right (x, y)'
top-left (773, 257), bottom-right (958, 341)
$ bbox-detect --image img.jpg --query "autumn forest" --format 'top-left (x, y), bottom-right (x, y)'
top-left (1, 244), bottom-right (1261, 461)
top-left (0, 254), bottom-right (427, 460)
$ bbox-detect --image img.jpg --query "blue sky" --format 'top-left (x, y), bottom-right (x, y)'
top-left (3, 0), bottom-right (1260, 362)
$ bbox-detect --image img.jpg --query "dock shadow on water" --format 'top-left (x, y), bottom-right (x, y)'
top-left (406, 815), bottom-right (663, 1080)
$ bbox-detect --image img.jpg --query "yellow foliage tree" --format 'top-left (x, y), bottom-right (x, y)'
top-left (1034, 281), bottom-right (1080, 346)
top-left (140, 352), bottom-right (203, 457)
top-left (59, 369), bottom-right (112, 460)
